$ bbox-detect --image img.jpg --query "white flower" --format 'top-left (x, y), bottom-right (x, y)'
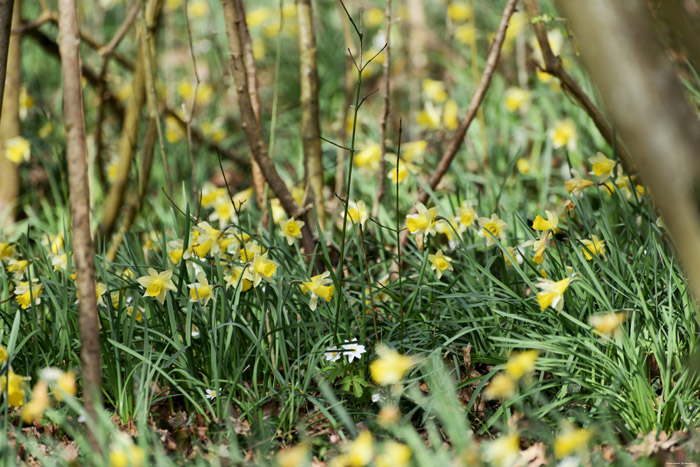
top-left (205, 388), bottom-right (220, 400)
top-left (558, 457), bottom-right (580, 467)
top-left (325, 347), bottom-right (342, 362)
top-left (342, 338), bottom-right (366, 363)
top-left (371, 393), bottom-right (381, 403)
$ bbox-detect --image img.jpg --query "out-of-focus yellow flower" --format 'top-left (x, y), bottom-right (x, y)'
top-left (251, 252), bottom-right (277, 287)
top-left (589, 152), bottom-right (616, 181)
top-left (165, 115), bottom-right (184, 143)
top-left (282, 3), bottom-right (296, 18)
top-left (505, 11), bottom-right (526, 41)
top-left (165, 0), bottom-right (182, 12)
top-left (377, 405), bottom-right (401, 427)
top-left (5, 136), bottom-right (30, 164)
top-left (532, 29), bottom-right (564, 67)
top-left (355, 144), bottom-right (381, 171)
top-left (505, 350), bottom-right (538, 380)
top-left (477, 214), bottom-right (508, 246)
top-left (187, 0), bottom-right (208, 18)
top-left (550, 119), bottom-right (577, 150)
top-left (454, 23), bottom-right (476, 46)
top-left (376, 441), bottom-right (411, 467)
top-left (402, 140), bottom-right (427, 162)
top-left (536, 276), bottom-right (572, 311)
top-left (483, 432), bottom-right (520, 467)
top-left (443, 99), bottom-right (459, 130)
top-left (7, 258), bottom-right (27, 278)
top-left (422, 79), bottom-right (447, 103)
top-left (201, 184), bottom-right (226, 207)
top-left (300, 271), bottom-right (335, 311)
top-left (589, 311), bottom-right (627, 338)
top-left (347, 431), bottom-right (374, 467)
top-left (38, 122), bottom-right (54, 139)
top-left (457, 201), bottom-right (477, 229)
top-left (201, 121), bottom-right (226, 142)
top-left (581, 235), bottom-right (605, 260)
top-left (224, 265), bottom-right (253, 292)
top-left (188, 272), bottom-right (213, 305)
top-left (15, 280), bottom-right (42, 309)
top-left (505, 88), bottom-right (530, 112)
top-left (428, 249), bottom-right (453, 279)
top-left (416, 101), bottom-right (441, 129)
top-left (516, 158), bottom-right (531, 174)
top-left (137, 268), bottom-right (177, 305)
top-left (247, 7), bottom-right (271, 28)
top-left (346, 200), bottom-right (369, 227)
top-left (22, 380), bottom-right (49, 423)
top-left (277, 442), bottom-right (310, 467)
top-left (109, 434), bottom-right (145, 467)
top-left (447, 2), bottom-right (473, 22)
top-left (388, 159), bottom-right (415, 185)
top-left (193, 221), bottom-right (222, 257)
top-left (564, 177), bottom-right (594, 197)
top-left (484, 372), bottom-right (516, 400)
top-left (0, 242), bottom-right (15, 261)
top-left (0, 370), bottom-right (26, 407)
top-left (554, 426), bottom-right (592, 459)
top-left (270, 199), bottom-right (286, 225)
top-left (0, 345), bottom-right (7, 364)
top-left (503, 246), bottom-right (523, 266)
top-left (531, 231), bottom-right (549, 264)
top-left (532, 210), bottom-right (560, 233)
top-left (365, 7), bottom-right (384, 28)
top-left (19, 86), bottom-right (34, 120)
top-left (369, 345), bottom-right (416, 385)
top-left (406, 203), bottom-right (439, 236)
top-left (252, 38), bottom-right (266, 60)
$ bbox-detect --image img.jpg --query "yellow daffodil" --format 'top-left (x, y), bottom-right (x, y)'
top-left (279, 218), bottom-right (305, 245)
top-left (444, 99), bottom-right (459, 130)
top-left (454, 23), bottom-right (476, 45)
top-left (532, 210), bottom-right (560, 233)
top-left (240, 240), bottom-right (265, 262)
top-left (477, 214), bottom-right (508, 246)
top-left (483, 372), bottom-right (516, 400)
top-left (165, 115), bottom-right (184, 143)
top-left (38, 121), bottom-right (53, 139)
top-left (505, 350), bottom-right (538, 380)
top-left (109, 433), bottom-right (145, 467)
top-left (22, 380), bottom-right (49, 423)
top-left (19, 86), bottom-right (33, 120)
top-left (422, 79), bottom-right (447, 103)
top-left (200, 183), bottom-right (226, 207)
top-left (483, 432), bottom-right (520, 467)
top-left (505, 88), bottom-right (530, 112)
top-left (376, 441), bottom-right (411, 467)
top-left (188, 272), bottom-right (213, 305)
top-left (5, 136), bottom-right (30, 164)
top-left (247, 7), bottom-right (272, 28)
top-left (388, 159), bottom-right (416, 185)
top-left (346, 431), bottom-right (374, 467)
top-left (532, 230), bottom-right (550, 264)
top-left (0, 242), bottom-right (15, 260)
top-left (346, 200), bottom-right (369, 227)
top-left (0, 345), bottom-right (7, 364)
top-left (355, 144), bottom-right (381, 171)
top-left (7, 258), bottom-right (27, 279)
top-left (581, 235), bottom-right (605, 260)
top-left (377, 406), bottom-right (401, 427)
top-left (549, 119), bottom-right (577, 150)
top-left (564, 177), bottom-right (594, 197)
top-left (14, 280), bottom-right (42, 309)
top-left (270, 199), bottom-right (286, 225)
top-left (428, 249), bottom-right (453, 279)
top-left (554, 426), bottom-right (592, 459)
top-left (277, 442), bottom-right (310, 467)
top-left (589, 311), bottom-right (628, 339)
top-left (457, 201), bottom-right (477, 229)
top-left (365, 7), bottom-right (384, 28)
top-left (406, 203), bottom-right (439, 236)
top-left (137, 268), bottom-right (177, 305)
top-left (0, 370), bottom-right (26, 407)
top-left (536, 276), bottom-right (572, 311)
top-left (193, 221), bottom-right (222, 257)
top-left (224, 265), bottom-right (254, 292)
top-left (300, 271), bottom-right (335, 311)
top-left (369, 345), bottom-right (416, 385)
top-left (447, 2), bottom-right (473, 22)
top-left (251, 252), bottom-right (277, 287)
top-left (516, 158), bottom-right (531, 174)
top-left (588, 152), bottom-right (616, 181)
top-left (503, 246), bottom-right (523, 266)
top-left (402, 140), bottom-right (427, 163)
top-left (187, 0), bottom-right (208, 18)
top-left (416, 101), bottom-right (441, 129)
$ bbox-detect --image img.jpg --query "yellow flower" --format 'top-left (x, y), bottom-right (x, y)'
top-left (251, 252), bottom-right (277, 287)
top-left (406, 203), bottom-right (439, 237)
top-left (22, 380), bottom-right (49, 423)
top-left (165, 115), bottom-right (184, 143)
top-left (279, 218), bottom-right (305, 245)
top-left (188, 272), bottom-right (213, 305)
top-left (369, 345), bottom-right (416, 385)
top-left (167, 240), bottom-right (184, 265)
top-left (377, 405), bottom-right (401, 427)
top-left (388, 159), bottom-right (414, 185)
top-left (355, 144), bottom-right (381, 171)
top-left (581, 235), bottom-right (605, 260)
top-left (109, 434), bottom-right (145, 467)
top-left (7, 258), bottom-right (27, 278)
top-left (505, 88), bottom-right (530, 112)
top-left (505, 11), bottom-right (526, 41)
top-left (247, 7), bottom-right (271, 28)
top-left (483, 372), bottom-right (516, 400)
top-left (428, 249), bottom-right (453, 279)
top-left (532, 210), bottom-right (560, 232)
top-left (549, 119), bottom-right (577, 150)
top-left (300, 271), bottom-right (335, 311)
top-left (240, 239), bottom-right (264, 262)
top-left (554, 426), bottom-right (592, 459)
top-left (536, 276), bottom-right (572, 311)
top-left (532, 29), bottom-right (564, 67)
top-left (589, 311), bottom-right (628, 338)
top-left (503, 246), bottom-right (523, 266)
top-left (346, 431), bottom-right (374, 467)
top-left (444, 99), bottom-right (459, 130)
top-left (402, 140), bottom-right (427, 163)
top-left (447, 2), bottom-right (473, 22)
top-left (224, 265), bottom-right (254, 292)
top-left (193, 221), bottom-right (222, 257)
top-left (277, 442), bottom-right (310, 467)
top-left (0, 345), bottom-right (7, 364)
top-left (505, 350), bottom-right (538, 380)
top-left (457, 201), bottom-right (477, 229)
top-left (346, 200), bottom-right (369, 227)
top-left (0, 242), bottom-right (15, 260)
top-left (187, 0), bottom-right (209, 18)
top-left (477, 214), bottom-right (508, 246)
top-left (5, 136), bottom-right (30, 164)
top-left (233, 187), bottom-right (254, 210)
top-left (1, 370), bottom-right (26, 407)
top-left (164, 0), bottom-right (182, 11)
top-left (516, 158), bottom-right (531, 174)
top-left (19, 86), bottom-right (33, 120)
top-left (564, 177), bottom-right (594, 197)
top-left (416, 101), bottom-right (441, 129)
top-left (38, 121), bottom-right (53, 139)
top-left (137, 268), bottom-right (177, 305)
top-left (454, 23), bottom-right (476, 45)
top-left (15, 280), bottom-right (42, 309)
top-left (588, 152), bottom-right (617, 181)
top-left (422, 79), bottom-right (447, 103)
top-left (364, 7), bottom-right (384, 28)
top-left (483, 432), bottom-right (520, 467)
top-left (376, 441), bottom-right (411, 467)
top-left (532, 231), bottom-right (550, 264)
top-left (201, 183), bottom-right (226, 207)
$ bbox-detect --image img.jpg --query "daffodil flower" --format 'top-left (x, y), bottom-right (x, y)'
top-left (300, 271), bottom-right (335, 310)
top-left (536, 276), bottom-right (572, 311)
top-left (346, 200), bottom-right (368, 228)
top-left (564, 176), bottom-right (595, 197)
top-left (532, 210), bottom-right (560, 232)
top-left (137, 268), bottom-right (177, 305)
top-left (589, 152), bottom-right (616, 181)
top-left (14, 280), bottom-right (42, 309)
top-left (505, 350), bottom-right (538, 380)
top-left (428, 249), bottom-right (453, 279)
top-left (483, 372), bottom-right (516, 401)
top-left (4, 136), bottom-right (30, 164)
top-left (554, 426), bottom-right (593, 459)
top-left (477, 214), bottom-right (508, 246)
top-left (279, 218), bottom-right (305, 245)
top-left (549, 119), bottom-right (577, 150)
top-left (505, 87), bottom-right (531, 112)
top-left (581, 235), bottom-right (606, 260)
top-left (251, 252), bottom-right (277, 287)
top-left (589, 311), bottom-right (627, 339)
top-left (354, 144), bottom-right (381, 171)
top-left (406, 203), bottom-right (439, 236)
top-left (224, 265), bottom-right (254, 292)
top-left (193, 221), bottom-right (222, 257)
top-left (188, 272), bottom-right (213, 305)
top-left (369, 345), bottom-right (416, 385)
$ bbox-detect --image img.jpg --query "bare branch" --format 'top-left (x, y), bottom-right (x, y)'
top-left (372, 0), bottom-right (392, 219)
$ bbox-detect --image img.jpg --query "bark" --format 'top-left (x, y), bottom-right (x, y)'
top-left (221, 0), bottom-right (317, 258)
top-left (296, 0), bottom-right (325, 228)
top-left (556, 0), bottom-right (700, 305)
top-left (0, 0), bottom-right (15, 120)
top-left (57, 0), bottom-right (101, 451)
top-left (0, 0), bottom-right (20, 224)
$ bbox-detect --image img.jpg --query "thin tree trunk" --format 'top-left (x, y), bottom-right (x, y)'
top-left (372, 0), bottom-right (392, 219)
top-left (0, 0), bottom-right (14, 120)
top-left (334, 9), bottom-right (354, 199)
top-left (296, 0), bottom-right (325, 228)
top-left (0, 0), bottom-right (20, 223)
top-left (57, 0), bottom-right (101, 451)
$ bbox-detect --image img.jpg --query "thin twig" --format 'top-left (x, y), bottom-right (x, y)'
top-left (372, 0), bottom-right (392, 219)
top-left (99, 2), bottom-right (140, 58)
